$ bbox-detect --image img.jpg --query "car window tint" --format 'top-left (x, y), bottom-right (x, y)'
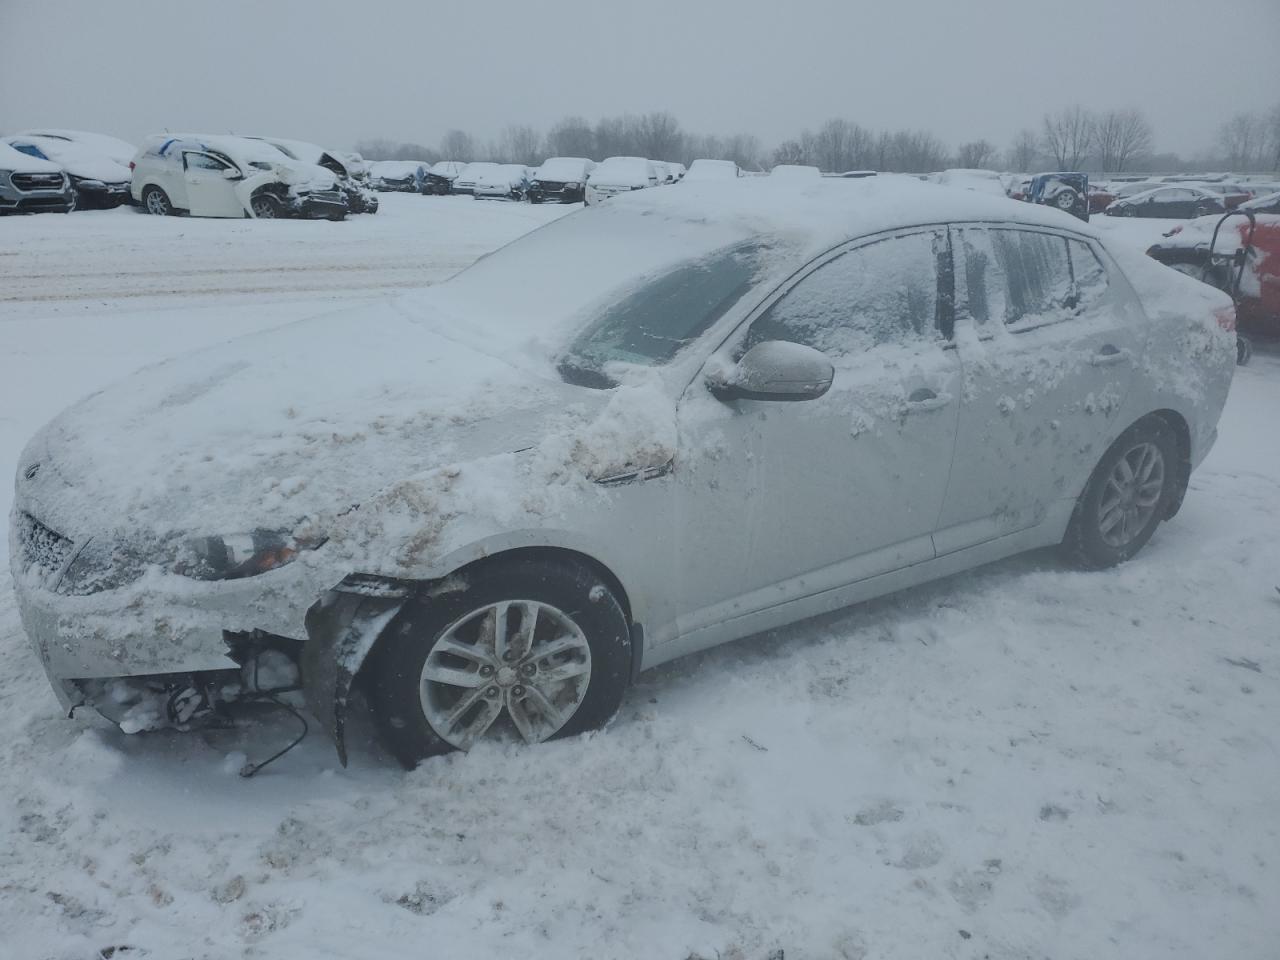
top-left (746, 232), bottom-right (941, 357)
top-left (185, 152), bottom-right (227, 171)
top-left (1067, 239), bottom-right (1109, 311)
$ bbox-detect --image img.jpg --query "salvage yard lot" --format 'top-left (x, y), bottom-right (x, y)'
top-left (1, 196), bottom-right (1278, 959)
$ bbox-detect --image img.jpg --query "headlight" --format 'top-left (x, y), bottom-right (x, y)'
top-left (565, 181), bottom-right (580, 189)
top-left (174, 529), bottom-right (325, 581)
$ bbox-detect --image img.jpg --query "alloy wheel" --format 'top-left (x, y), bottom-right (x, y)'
top-left (1097, 441), bottom-right (1165, 548)
top-left (419, 600), bottom-right (592, 750)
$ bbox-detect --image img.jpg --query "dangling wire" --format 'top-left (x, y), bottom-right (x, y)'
top-left (239, 694), bottom-right (309, 779)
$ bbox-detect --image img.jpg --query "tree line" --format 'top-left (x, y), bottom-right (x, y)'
top-left (355, 104), bottom-right (1280, 175)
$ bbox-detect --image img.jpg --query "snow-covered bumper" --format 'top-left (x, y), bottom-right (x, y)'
top-left (10, 510), bottom-right (342, 711)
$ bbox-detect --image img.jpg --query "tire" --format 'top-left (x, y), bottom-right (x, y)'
top-left (1055, 189), bottom-right (1077, 211)
top-left (1237, 335), bottom-right (1253, 366)
top-left (368, 556), bottom-right (632, 769)
top-left (142, 185), bottom-right (173, 217)
top-left (1063, 417), bottom-right (1181, 570)
top-left (250, 194), bottom-right (281, 219)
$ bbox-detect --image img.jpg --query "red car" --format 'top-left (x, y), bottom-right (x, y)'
top-left (1088, 184), bottom-right (1115, 213)
top-left (1146, 212), bottom-right (1280, 341)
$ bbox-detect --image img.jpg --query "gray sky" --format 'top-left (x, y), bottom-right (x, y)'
top-left (2, 0), bottom-right (1276, 158)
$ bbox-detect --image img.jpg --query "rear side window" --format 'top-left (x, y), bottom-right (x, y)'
top-left (745, 230), bottom-right (944, 358)
top-left (1066, 238), bottom-right (1109, 311)
top-left (957, 228), bottom-right (1076, 329)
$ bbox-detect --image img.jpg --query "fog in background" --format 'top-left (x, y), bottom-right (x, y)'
top-left (2, 0), bottom-right (1277, 164)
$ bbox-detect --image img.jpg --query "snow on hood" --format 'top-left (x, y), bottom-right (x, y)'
top-left (0, 142), bottom-right (62, 175)
top-left (21, 299), bottom-right (602, 541)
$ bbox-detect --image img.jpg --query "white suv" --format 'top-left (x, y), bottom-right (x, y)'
top-left (129, 134), bottom-right (347, 220)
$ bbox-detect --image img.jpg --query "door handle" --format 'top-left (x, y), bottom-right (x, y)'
top-left (1090, 344), bottom-right (1127, 366)
top-left (905, 387), bottom-right (950, 413)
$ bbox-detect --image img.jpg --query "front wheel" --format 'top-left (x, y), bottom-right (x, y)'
top-left (368, 556), bottom-right (632, 768)
top-left (250, 194), bottom-right (281, 219)
top-left (142, 185), bottom-right (173, 216)
top-left (1063, 418), bottom-right (1181, 569)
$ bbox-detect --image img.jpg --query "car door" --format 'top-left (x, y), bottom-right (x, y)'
top-left (934, 224), bottom-right (1146, 553)
top-left (672, 227), bottom-right (961, 640)
top-left (182, 150), bottom-right (244, 217)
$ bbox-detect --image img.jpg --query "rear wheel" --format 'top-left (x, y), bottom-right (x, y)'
top-left (368, 556), bottom-right (632, 768)
top-left (1063, 418), bottom-right (1181, 569)
top-left (142, 185), bottom-right (173, 216)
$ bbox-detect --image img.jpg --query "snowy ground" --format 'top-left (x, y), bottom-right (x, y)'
top-left (1, 199), bottom-right (1277, 959)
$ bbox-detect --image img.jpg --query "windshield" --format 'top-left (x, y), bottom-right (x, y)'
top-left (558, 242), bottom-right (767, 387)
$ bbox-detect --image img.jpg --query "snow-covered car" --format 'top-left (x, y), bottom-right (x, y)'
top-left (473, 163), bottom-right (530, 200)
top-left (934, 168), bottom-right (1007, 197)
top-left (368, 161), bottom-right (426, 193)
top-left (10, 177), bottom-right (1235, 770)
top-left (1147, 212), bottom-right (1280, 340)
top-left (1105, 185), bottom-right (1226, 219)
top-left (248, 137), bottom-right (378, 214)
top-left (450, 161), bottom-right (502, 196)
top-left (652, 161), bottom-right (673, 184)
top-left (4, 134), bottom-right (132, 209)
top-left (1026, 172), bottom-right (1091, 221)
top-left (584, 156), bottom-right (659, 203)
top-left (1240, 191), bottom-right (1280, 215)
top-left (1181, 181), bottom-right (1254, 209)
top-left (0, 142), bottom-right (74, 214)
top-left (666, 162), bottom-right (687, 181)
top-left (423, 161), bottom-right (466, 195)
top-left (17, 128), bottom-right (136, 167)
top-left (684, 158), bottom-right (741, 182)
top-left (130, 135), bottom-right (347, 220)
top-left (528, 157), bottom-right (595, 203)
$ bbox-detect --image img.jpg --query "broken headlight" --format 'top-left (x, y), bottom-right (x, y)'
top-left (174, 530), bottom-right (325, 581)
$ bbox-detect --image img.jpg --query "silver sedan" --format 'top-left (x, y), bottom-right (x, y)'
top-left (10, 178), bottom-right (1236, 768)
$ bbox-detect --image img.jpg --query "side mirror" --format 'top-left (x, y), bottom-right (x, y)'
top-left (709, 340), bottom-right (834, 402)
top-left (222, 167), bottom-right (243, 181)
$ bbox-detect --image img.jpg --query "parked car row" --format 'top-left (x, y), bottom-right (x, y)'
top-left (362, 155), bottom-right (698, 204)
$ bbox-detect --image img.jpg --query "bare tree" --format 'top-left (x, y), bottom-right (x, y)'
top-left (1219, 113), bottom-right (1265, 170)
top-left (1006, 129), bottom-right (1040, 171)
top-left (635, 112), bottom-right (685, 161)
top-left (1093, 109), bottom-right (1153, 172)
top-left (546, 117), bottom-right (595, 159)
top-left (1265, 102), bottom-right (1280, 171)
top-left (806, 118), bottom-right (875, 172)
top-left (955, 139), bottom-right (997, 169)
top-left (439, 129), bottom-right (476, 161)
top-left (497, 125), bottom-right (543, 165)
top-left (721, 133), bottom-right (763, 170)
top-left (1042, 106), bottom-right (1094, 170)
top-left (886, 130), bottom-right (948, 173)
top-left (772, 139), bottom-right (808, 166)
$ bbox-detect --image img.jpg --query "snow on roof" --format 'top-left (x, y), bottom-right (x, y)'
top-left (17, 129), bottom-right (136, 165)
top-left (422, 176), bottom-right (1094, 364)
top-left (4, 135), bottom-right (130, 183)
top-left (140, 133), bottom-right (296, 166)
top-left (534, 157), bottom-right (592, 180)
top-left (0, 141), bottom-right (63, 174)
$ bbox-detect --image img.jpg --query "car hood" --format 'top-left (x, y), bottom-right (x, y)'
top-left (271, 161), bottom-right (339, 191)
top-left (17, 298), bottom-right (609, 541)
top-left (62, 155), bottom-right (131, 184)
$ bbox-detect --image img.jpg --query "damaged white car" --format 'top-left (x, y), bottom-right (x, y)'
top-left (10, 178), bottom-right (1235, 769)
top-left (129, 134), bottom-right (348, 220)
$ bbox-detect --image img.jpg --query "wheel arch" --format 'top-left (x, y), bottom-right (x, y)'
top-left (1146, 408), bottom-right (1192, 518)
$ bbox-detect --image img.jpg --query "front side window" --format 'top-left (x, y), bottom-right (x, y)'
top-left (560, 242), bottom-right (769, 386)
top-left (184, 151), bottom-right (230, 172)
top-left (744, 231), bottom-right (944, 358)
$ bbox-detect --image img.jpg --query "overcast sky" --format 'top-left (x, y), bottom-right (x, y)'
top-left (2, 0), bottom-right (1276, 158)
